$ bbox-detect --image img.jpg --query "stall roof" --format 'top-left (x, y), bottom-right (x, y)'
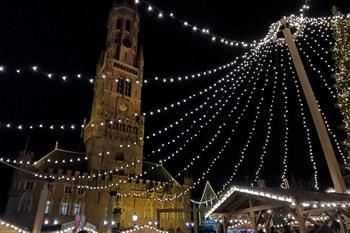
top-left (206, 186), bottom-right (350, 218)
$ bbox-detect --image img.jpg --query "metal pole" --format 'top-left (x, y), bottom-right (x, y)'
top-left (282, 20), bottom-right (347, 193)
top-left (33, 182), bottom-right (48, 233)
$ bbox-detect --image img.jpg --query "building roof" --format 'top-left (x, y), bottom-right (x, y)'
top-left (206, 186), bottom-right (350, 218)
top-left (33, 147), bottom-right (180, 185)
top-left (142, 161), bottom-right (180, 186)
top-left (33, 148), bottom-right (88, 172)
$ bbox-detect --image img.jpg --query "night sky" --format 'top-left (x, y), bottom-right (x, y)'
top-left (0, 0), bottom-right (350, 212)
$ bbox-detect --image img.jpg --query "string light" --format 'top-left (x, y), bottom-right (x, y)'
top-left (0, 122), bottom-right (83, 131)
top-left (0, 219), bottom-right (29, 233)
top-left (279, 48), bottom-right (290, 186)
top-left (250, 57), bottom-right (278, 186)
top-left (218, 49), bottom-right (274, 194)
top-left (284, 44), bottom-right (319, 190)
top-left (140, 0), bottom-right (256, 48)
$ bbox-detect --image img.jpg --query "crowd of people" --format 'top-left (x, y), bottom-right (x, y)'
top-left (257, 221), bottom-right (343, 233)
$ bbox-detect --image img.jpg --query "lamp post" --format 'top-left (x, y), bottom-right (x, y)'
top-left (132, 213), bottom-right (138, 227)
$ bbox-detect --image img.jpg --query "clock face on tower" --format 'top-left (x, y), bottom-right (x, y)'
top-left (119, 101), bottom-right (128, 112)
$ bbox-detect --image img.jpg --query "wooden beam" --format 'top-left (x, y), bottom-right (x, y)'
top-left (296, 205), bottom-right (306, 233)
top-left (229, 204), bottom-right (286, 216)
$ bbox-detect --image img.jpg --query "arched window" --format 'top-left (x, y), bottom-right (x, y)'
top-left (44, 199), bottom-right (52, 214)
top-left (60, 199), bottom-right (70, 216)
top-left (116, 19), bottom-right (122, 30)
top-left (18, 192), bottom-right (33, 213)
top-left (125, 20), bottom-right (131, 32)
top-left (73, 202), bottom-right (82, 215)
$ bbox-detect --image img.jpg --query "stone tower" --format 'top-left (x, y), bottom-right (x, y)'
top-left (84, 0), bottom-right (144, 176)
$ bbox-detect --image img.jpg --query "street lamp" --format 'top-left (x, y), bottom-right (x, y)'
top-left (132, 213), bottom-right (138, 226)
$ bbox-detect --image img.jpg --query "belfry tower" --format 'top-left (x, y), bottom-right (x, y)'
top-left (84, 0), bottom-right (144, 176)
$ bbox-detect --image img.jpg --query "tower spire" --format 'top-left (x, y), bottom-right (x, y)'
top-left (84, 1), bottom-right (144, 174)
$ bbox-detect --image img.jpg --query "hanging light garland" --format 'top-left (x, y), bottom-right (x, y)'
top-left (284, 44), bottom-right (319, 190)
top-left (217, 48), bottom-right (274, 195)
top-left (279, 49), bottom-right (290, 187)
top-left (0, 219), bottom-right (29, 233)
top-left (250, 54), bottom-right (278, 187)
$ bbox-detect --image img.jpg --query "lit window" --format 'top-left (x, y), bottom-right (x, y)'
top-left (125, 80), bottom-right (132, 97)
top-left (73, 203), bottom-right (82, 215)
top-left (117, 78), bottom-right (125, 94)
top-left (44, 200), bottom-right (52, 214)
top-left (60, 201), bottom-right (69, 216)
top-left (116, 78), bottom-right (132, 97)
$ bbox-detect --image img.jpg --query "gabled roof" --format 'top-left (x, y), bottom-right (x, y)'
top-left (142, 161), bottom-right (180, 186)
top-left (33, 148), bottom-right (88, 172)
top-left (206, 186), bottom-right (350, 218)
top-left (199, 181), bottom-right (219, 208)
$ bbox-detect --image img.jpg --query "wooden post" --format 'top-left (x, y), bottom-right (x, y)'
top-left (33, 182), bottom-right (48, 233)
top-left (282, 19), bottom-right (347, 193)
top-left (296, 205), bottom-right (306, 233)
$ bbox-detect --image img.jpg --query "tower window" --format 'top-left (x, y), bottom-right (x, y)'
top-left (73, 202), bottom-right (82, 215)
top-left (116, 78), bottom-right (132, 97)
top-left (44, 200), bottom-right (52, 214)
top-left (60, 201), bottom-right (69, 215)
top-left (125, 80), bottom-right (132, 97)
top-left (125, 19), bottom-right (131, 32)
top-left (116, 19), bottom-right (122, 30)
top-left (117, 79), bottom-right (125, 94)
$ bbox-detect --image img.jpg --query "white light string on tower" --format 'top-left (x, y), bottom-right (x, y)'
top-left (43, 45), bottom-right (271, 196)
top-left (145, 71), bottom-right (248, 159)
top-left (174, 45), bottom-right (271, 177)
top-left (0, 57), bottom-right (243, 86)
top-left (144, 44), bottom-right (270, 159)
top-left (0, 46), bottom-right (264, 182)
top-left (0, 122), bottom-right (84, 131)
top-left (87, 44), bottom-right (274, 199)
top-left (67, 45), bottom-right (270, 184)
top-left (217, 57), bottom-right (273, 195)
top-left (284, 44), bottom-right (319, 190)
top-left (136, 0), bottom-right (256, 49)
top-left (297, 38), bottom-right (337, 99)
top-left (143, 49), bottom-right (263, 140)
top-left (136, 0), bottom-right (312, 49)
top-left (250, 47), bottom-right (280, 187)
top-left (297, 30), bottom-right (349, 168)
top-left (319, 109), bottom-right (350, 169)
top-left (0, 155), bottom-right (87, 166)
top-left (279, 49), bottom-right (290, 187)
top-left (145, 57), bottom-right (243, 84)
top-left (0, 44), bottom-right (272, 202)
top-left (79, 44), bottom-right (272, 188)
top-left (136, 52), bottom-right (258, 118)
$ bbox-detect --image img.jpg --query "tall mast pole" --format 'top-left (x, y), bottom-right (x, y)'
top-left (281, 18), bottom-right (347, 193)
